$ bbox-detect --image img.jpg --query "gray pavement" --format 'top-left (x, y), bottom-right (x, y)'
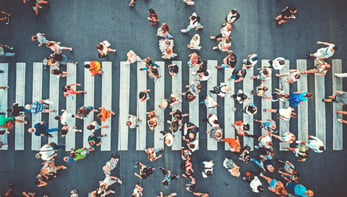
top-left (0, 0), bottom-right (347, 196)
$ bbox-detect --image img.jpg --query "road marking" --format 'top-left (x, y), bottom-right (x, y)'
top-left (261, 60), bottom-right (272, 136)
top-left (189, 64), bottom-right (199, 150)
top-left (154, 61), bottom-right (165, 149)
top-left (297, 59), bottom-right (308, 143)
top-left (243, 66), bottom-right (254, 150)
top-left (48, 66), bottom-right (59, 144)
top-left (65, 63), bottom-right (77, 151)
top-left (171, 61), bottom-right (182, 150)
top-left (14, 63), bottom-right (25, 150)
top-left (279, 60), bottom-right (290, 150)
top-left (136, 61), bottom-right (147, 150)
top-left (0, 63), bottom-right (9, 150)
top-left (224, 66), bottom-right (234, 151)
top-left (207, 60), bottom-right (218, 150)
top-left (118, 61), bottom-right (130, 151)
top-left (314, 60), bottom-right (326, 148)
top-left (332, 59), bottom-right (343, 150)
top-left (83, 62), bottom-right (95, 148)
top-left (31, 62), bottom-right (43, 151)
top-left (101, 61), bottom-right (112, 151)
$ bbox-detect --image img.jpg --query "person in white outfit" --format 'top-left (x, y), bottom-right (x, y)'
top-left (181, 12), bottom-right (203, 33)
top-left (201, 160), bottom-right (214, 178)
top-left (308, 41), bottom-right (337, 60)
top-left (307, 135), bottom-right (324, 153)
top-left (187, 34), bottom-right (201, 50)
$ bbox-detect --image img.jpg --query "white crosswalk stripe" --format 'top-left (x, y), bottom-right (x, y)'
top-left (0, 59), bottom-right (344, 151)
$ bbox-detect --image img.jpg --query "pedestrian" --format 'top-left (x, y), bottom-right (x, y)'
top-left (35, 142), bottom-right (62, 161)
top-left (140, 57), bottom-right (159, 71)
top-left (166, 118), bottom-right (180, 133)
top-left (127, 50), bottom-right (142, 64)
top-left (307, 41), bottom-right (337, 60)
top-left (103, 153), bottom-right (119, 175)
top-left (75, 106), bottom-right (98, 119)
top-left (25, 99), bottom-right (55, 114)
top-left (170, 109), bottom-right (188, 123)
top-left (51, 68), bottom-right (70, 78)
top-left (221, 137), bottom-right (241, 152)
top-left (201, 160), bottom-right (214, 178)
top-left (263, 107), bottom-right (297, 121)
top-left (32, 32), bottom-right (48, 46)
top-left (7, 102), bottom-right (26, 118)
top-left (251, 155), bottom-right (275, 173)
top-left (87, 121), bottom-right (109, 133)
top-left (23, 0), bottom-right (49, 16)
top-left (286, 182), bottom-right (314, 197)
top-left (187, 34), bottom-right (202, 50)
top-left (212, 37), bottom-right (232, 53)
top-left (260, 174), bottom-right (287, 196)
top-left (84, 61), bottom-right (103, 76)
top-left (252, 84), bottom-right (269, 97)
top-left (305, 135), bottom-right (325, 153)
top-left (97, 107), bottom-right (115, 122)
top-left (157, 23), bottom-right (173, 39)
top-left (323, 90), bottom-right (347, 105)
top-left (46, 40), bottom-right (72, 54)
top-left (255, 133), bottom-right (273, 151)
top-left (70, 190), bottom-right (78, 197)
top-left (126, 114), bottom-right (141, 128)
top-left (277, 159), bottom-right (300, 183)
top-left (334, 72), bottom-right (347, 78)
top-left (182, 122), bottom-right (199, 144)
top-left (215, 52), bottom-right (237, 69)
top-left (275, 6), bottom-right (297, 26)
top-left (183, 0), bottom-right (195, 5)
top-left (187, 52), bottom-right (200, 67)
top-left (210, 24), bottom-right (232, 40)
top-left (263, 88), bottom-right (289, 102)
top-left (184, 80), bottom-right (201, 96)
top-left (160, 167), bottom-right (179, 188)
top-left (45, 53), bottom-right (78, 67)
top-left (242, 54), bottom-right (258, 69)
top-left (235, 103), bottom-right (258, 116)
top-left (284, 142), bottom-right (309, 162)
top-left (144, 147), bottom-right (163, 161)
top-left (159, 40), bottom-right (177, 60)
top-left (222, 157), bottom-right (240, 177)
top-left (200, 95), bottom-right (219, 108)
top-left (271, 131), bottom-right (296, 144)
top-left (301, 59), bottom-right (331, 76)
top-left (0, 11), bottom-right (10, 25)
top-left (243, 172), bottom-right (264, 193)
top-left (96, 40), bottom-right (116, 58)
top-left (58, 125), bottom-right (82, 137)
top-left (28, 121), bottom-right (58, 137)
top-left (98, 175), bottom-right (122, 189)
top-left (132, 184), bottom-right (144, 197)
top-left (0, 44), bottom-right (15, 57)
top-left (63, 83), bottom-right (87, 98)
top-left (88, 133), bottom-right (107, 151)
top-left (147, 9), bottom-right (159, 26)
top-left (209, 83), bottom-right (231, 98)
top-left (268, 57), bottom-right (286, 70)
top-left (134, 162), bottom-right (155, 179)
top-left (0, 115), bottom-right (26, 134)
top-left (251, 67), bottom-right (272, 82)
top-left (275, 69), bottom-right (301, 84)
top-left (224, 9), bottom-right (240, 25)
top-left (207, 127), bottom-right (223, 142)
top-left (168, 63), bottom-right (179, 77)
top-left (148, 116), bottom-right (160, 131)
top-left (227, 68), bottom-right (246, 82)
top-left (231, 89), bottom-right (249, 104)
top-left (54, 109), bottom-right (76, 126)
top-left (181, 12), bottom-right (204, 33)
top-left (288, 91), bottom-right (313, 107)
top-left (232, 120), bottom-right (252, 137)
top-left (63, 147), bottom-right (89, 162)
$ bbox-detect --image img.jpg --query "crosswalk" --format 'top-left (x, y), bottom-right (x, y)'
top-left (0, 59), bottom-right (344, 151)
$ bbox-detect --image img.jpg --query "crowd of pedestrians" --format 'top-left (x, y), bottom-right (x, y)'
top-left (0, 0), bottom-right (345, 196)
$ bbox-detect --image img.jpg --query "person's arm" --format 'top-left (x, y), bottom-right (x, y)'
top-left (317, 41), bottom-right (333, 46)
top-left (234, 77), bottom-right (244, 83)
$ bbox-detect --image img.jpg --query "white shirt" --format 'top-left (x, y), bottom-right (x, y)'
top-left (250, 176), bottom-right (262, 193)
top-left (39, 144), bottom-right (55, 161)
top-left (279, 107), bottom-right (292, 121)
top-left (259, 135), bottom-right (272, 149)
top-left (272, 57), bottom-right (286, 70)
top-left (208, 114), bottom-right (219, 128)
top-left (61, 111), bottom-right (74, 125)
top-left (128, 115), bottom-right (139, 129)
top-left (308, 136), bottom-right (324, 153)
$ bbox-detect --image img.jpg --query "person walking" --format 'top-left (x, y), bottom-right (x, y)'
top-left (215, 52), bottom-right (237, 69)
top-left (97, 107), bottom-right (115, 122)
top-left (301, 59), bottom-right (331, 76)
top-left (187, 34), bottom-right (202, 50)
top-left (96, 40), bottom-right (116, 58)
top-left (28, 121), bottom-right (58, 137)
top-left (32, 32), bottom-right (48, 46)
top-left (147, 9), bottom-right (159, 26)
top-left (275, 69), bottom-right (301, 84)
top-left (87, 121), bottom-right (109, 133)
top-left (260, 174), bottom-right (287, 196)
top-left (0, 114), bottom-right (27, 134)
top-left (323, 91), bottom-right (347, 105)
top-left (159, 167), bottom-right (179, 188)
top-left (224, 9), bottom-right (240, 24)
top-left (46, 40), bottom-right (72, 54)
top-left (181, 12), bottom-right (204, 33)
top-left (286, 182), bottom-right (314, 197)
top-left (84, 61), bottom-right (103, 76)
top-left (0, 11), bottom-right (10, 25)
top-left (134, 162), bottom-right (155, 179)
top-left (307, 41), bottom-right (337, 60)
top-left (275, 6), bottom-right (297, 26)
top-left (63, 83), bottom-right (87, 98)
top-left (288, 91), bottom-right (313, 107)
top-left (268, 57), bottom-right (286, 70)
top-left (25, 99), bottom-right (55, 114)
top-left (7, 102), bottom-right (26, 118)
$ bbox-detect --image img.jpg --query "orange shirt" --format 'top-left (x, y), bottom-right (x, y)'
top-left (99, 107), bottom-right (111, 122)
top-left (89, 61), bottom-right (102, 76)
top-left (222, 138), bottom-right (240, 150)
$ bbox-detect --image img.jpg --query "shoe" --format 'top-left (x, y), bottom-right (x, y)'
top-left (322, 99), bottom-right (325, 102)
top-left (337, 119), bottom-right (343, 123)
top-left (181, 29), bottom-right (188, 33)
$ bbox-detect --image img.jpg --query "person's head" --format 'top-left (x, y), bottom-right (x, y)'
top-left (162, 180), bottom-right (169, 186)
top-left (279, 60), bottom-right (285, 65)
top-left (266, 141), bottom-right (273, 147)
top-left (161, 23), bottom-right (169, 32)
top-left (54, 115), bottom-right (61, 120)
top-left (25, 104), bottom-right (32, 109)
top-left (206, 170), bottom-right (213, 176)
top-left (239, 69), bottom-right (246, 76)
top-left (231, 9), bottom-right (237, 14)
top-left (306, 189), bottom-right (314, 196)
top-left (243, 123), bottom-right (250, 131)
top-left (323, 63), bottom-right (331, 71)
top-left (84, 64), bottom-right (91, 68)
top-left (165, 138), bottom-right (172, 146)
top-left (333, 46), bottom-right (338, 51)
top-left (319, 146), bottom-right (325, 151)
top-left (225, 37), bottom-right (231, 43)
top-left (231, 167), bottom-right (240, 177)
top-left (63, 156), bottom-right (70, 162)
top-left (257, 185), bottom-right (265, 192)
top-left (196, 83), bottom-right (202, 90)
top-left (234, 142), bottom-right (241, 152)
top-left (126, 121), bottom-right (132, 126)
top-left (148, 8), bottom-right (155, 14)
top-left (48, 162), bottom-right (55, 168)
top-left (28, 128), bottom-right (35, 133)
top-left (215, 130), bottom-right (222, 139)
top-left (270, 124), bottom-right (276, 130)
top-left (31, 35), bottom-right (38, 41)
top-left (97, 114), bottom-right (103, 119)
top-left (35, 153), bottom-right (42, 159)
top-left (294, 74), bottom-right (301, 79)
top-left (6, 108), bottom-right (13, 113)
top-left (96, 44), bottom-right (103, 50)
top-left (88, 139), bottom-right (95, 146)
top-left (263, 69), bottom-right (269, 76)
top-left (87, 125), bottom-right (95, 130)
top-left (305, 92), bottom-right (313, 98)
top-left (51, 69), bottom-right (59, 75)
top-left (267, 164), bottom-right (275, 173)
top-left (193, 34), bottom-right (200, 41)
top-left (277, 187), bottom-right (287, 196)
top-left (290, 112), bottom-right (297, 118)
top-left (226, 24), bottom-right (233, 31)
top-left (188, 132), bottom-right (195, 139)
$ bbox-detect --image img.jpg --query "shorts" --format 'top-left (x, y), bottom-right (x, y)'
top-left (269, 179), bottom-right (278, 189)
